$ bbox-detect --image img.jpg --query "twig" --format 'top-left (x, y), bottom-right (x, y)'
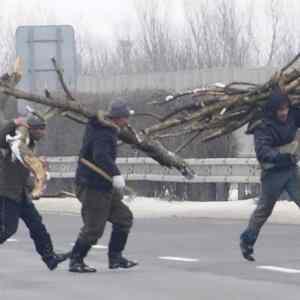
top-left (131, 112), bottom-right (163, 122)
top-left (280, 52), bottom-right (300, 74)
top-left (175, 131), bottom-right (202, 154)
top-left (51, 57), bottom-right (76, 102)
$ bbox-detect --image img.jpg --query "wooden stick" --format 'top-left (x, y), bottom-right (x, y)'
top-left (79, 158), bottom-right (135, 196)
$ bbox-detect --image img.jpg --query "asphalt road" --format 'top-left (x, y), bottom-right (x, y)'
top-left (1, 214), bottom-right (300, 300)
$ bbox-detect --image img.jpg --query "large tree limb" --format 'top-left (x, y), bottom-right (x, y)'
top-left (1, 53), bottom-right (300, 182)
top-left (0, 77), bottom-right (194, 179)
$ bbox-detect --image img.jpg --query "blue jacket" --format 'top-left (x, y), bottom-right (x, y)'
top-left (75, 118), bottom-right (121, 191)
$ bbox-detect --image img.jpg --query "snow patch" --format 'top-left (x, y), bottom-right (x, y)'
top-left (36, 197), bottom-right (300, 224)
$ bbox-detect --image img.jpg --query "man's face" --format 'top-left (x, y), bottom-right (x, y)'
top-left (276, 102), bottom-right (289, 123)
top-left (29, 128), bottom-right (46, 141)
top-left (112, 117), bottom-right (129, 128)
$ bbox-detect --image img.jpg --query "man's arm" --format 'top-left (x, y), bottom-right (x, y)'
top-left (292, 107), bottom-right (300, 128)
top-left (0, 117), bottom-right (29, 148)
top-left (255, 127), bottom-right (294, 167)
top-left (0, 118), bottom-right (47, 199)
top-left (0, 120), bottom-right (17, 148)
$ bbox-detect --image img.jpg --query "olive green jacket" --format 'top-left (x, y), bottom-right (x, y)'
top-left (0, 120), bottom-right (33, 202)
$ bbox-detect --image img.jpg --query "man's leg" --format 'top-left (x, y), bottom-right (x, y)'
top-left (240, 170), bottom-right (287, 261)
top-left (20, 198), bottom-right (69, 270)
top-left (69, 186), bottom-right (112, 273)
top-left (0, 197), bottom-right (20, 244)
top-left (108, 189), bottom-right (137, 269)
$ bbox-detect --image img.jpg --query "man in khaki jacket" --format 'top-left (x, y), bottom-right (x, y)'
top-left (0, 115), bottom-right (69, 270)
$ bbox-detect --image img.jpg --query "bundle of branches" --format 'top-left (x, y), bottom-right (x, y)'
top-left (1, 53), bottom-right (299, 185)
top-left (144, 53), bottom-right (300, 153)
top-left (0, 58), bottom-right (194, 179)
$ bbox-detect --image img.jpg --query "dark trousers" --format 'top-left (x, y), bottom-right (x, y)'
top-left (0, 196), bottom-right (54, 258)
top-left (71, 185), bottom-right (133, 260)
top-left (76, 185), bottom-right (133, 245)
top-left (242, 166), bottom-right (300, 245)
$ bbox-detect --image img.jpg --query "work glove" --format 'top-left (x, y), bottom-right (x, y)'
top-left (112, 175), bottom-right (126, 189)
top-left (112, 175), bottom-right (126, 197)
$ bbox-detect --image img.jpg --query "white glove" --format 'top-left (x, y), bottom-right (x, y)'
top-left (112, 175), bottom-right (126, 189)
top-left (6, 133), bottom-right (23, 162)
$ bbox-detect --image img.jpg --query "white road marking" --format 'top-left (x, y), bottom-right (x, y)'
top-left (7, 238), bottom-right (18, 242)
top-left (92, 245), bottom-right (108, 249)
top-left (159, 256), bottom-right (199, 262)
top-left (257, 265), bottom-right (300, 274)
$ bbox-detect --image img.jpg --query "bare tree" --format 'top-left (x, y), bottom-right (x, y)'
top-left (0, 11), bottom-right (15, 73)
top-left (1, 0), bottom-right (298, 78)
top-left (263, 0), bottom-right (300, 67)
top-left (265, 0), bottom-right (283, 65)
top-left (184, 0), bottom-right (257, 68)
top-left (134, 0), bottom-right (174, 72)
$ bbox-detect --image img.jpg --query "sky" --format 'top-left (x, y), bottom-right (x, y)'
top-left (2, 0), bottom-right (298, 39)
top-left (2, 0), bottom-right (180, 39)
top-left (0, 0), bottom-right (299, 53)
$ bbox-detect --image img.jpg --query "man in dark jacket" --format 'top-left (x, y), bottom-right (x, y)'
top-left (0, 115), bottom-right (69, 270)
top-left (240, 86), bottom-right (300, 261)
top-left (69, 100), bottom-right (137, 273)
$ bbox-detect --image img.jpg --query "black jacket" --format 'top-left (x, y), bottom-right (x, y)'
top-left (75, 118), bottom-right (121, 191)
top-left (249, 88), bottom-right (300, 169)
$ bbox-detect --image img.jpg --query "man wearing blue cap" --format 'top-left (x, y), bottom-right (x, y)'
top-left (240, 86), bottom-right (300, 261)
top-left (69, 100), bottom-right (138, 273)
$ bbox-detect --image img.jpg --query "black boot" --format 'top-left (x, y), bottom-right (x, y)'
top-left (69, 259), bottom-right (97, 273)
top-left (240, 230), bottom-right (257, 262)
top-left (240, 240), bottom-right (255, 261)
top-left (109, 252), bottom-right (138, 269)
top-left (108, 226), bottom-right (138, 269)
top-left (43, 252), bottom-right (71, 271)
top-left (69, 240), bottom-right (97, 273)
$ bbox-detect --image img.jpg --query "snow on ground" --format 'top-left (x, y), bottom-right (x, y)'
top-left (35, 196), bottom-right (300, 225)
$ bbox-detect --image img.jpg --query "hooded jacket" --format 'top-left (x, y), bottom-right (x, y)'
top-left (248, 86), bottom-right (300, 169)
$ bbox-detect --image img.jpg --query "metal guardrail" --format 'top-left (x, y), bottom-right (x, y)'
top-left (46, 157), bottom-right (261, 183)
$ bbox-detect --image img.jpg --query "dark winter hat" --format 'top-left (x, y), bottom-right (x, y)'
top-left (27, 114), bottom-right (46, 129)
top-left (107, 100), bottom-right (134, 118)
top-left (264, 85), bottom-right (290, 117)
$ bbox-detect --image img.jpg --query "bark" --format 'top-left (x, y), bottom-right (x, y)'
top-left (0, 61), bottom-right (194, 179)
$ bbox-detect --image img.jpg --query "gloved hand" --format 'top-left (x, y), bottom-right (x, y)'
top-left (112, 175), bottom-right (126, 189)
top-left (275, 153), bottom-right (298, 167)
top-left (290, 154), bottom-right (299, 164)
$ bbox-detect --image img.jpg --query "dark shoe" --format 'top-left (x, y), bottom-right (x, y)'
top-left (109, 255), bottom-right (138, 269)
top-left (69, 259), bottom-right (97, 273)
top-left (240, 229), bottom-right (257, 262)
top-left (240, 240), bottom-right (255, 262)
top-left (44, 252), bottom-right (71, 271)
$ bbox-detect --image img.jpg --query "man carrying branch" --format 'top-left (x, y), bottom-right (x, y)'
top-left (0, 115), bottom-right (69, 270)
top-left (240, 86), bottom-right (300, 261)
top-left (69, 100), bottom-right (138, 273)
